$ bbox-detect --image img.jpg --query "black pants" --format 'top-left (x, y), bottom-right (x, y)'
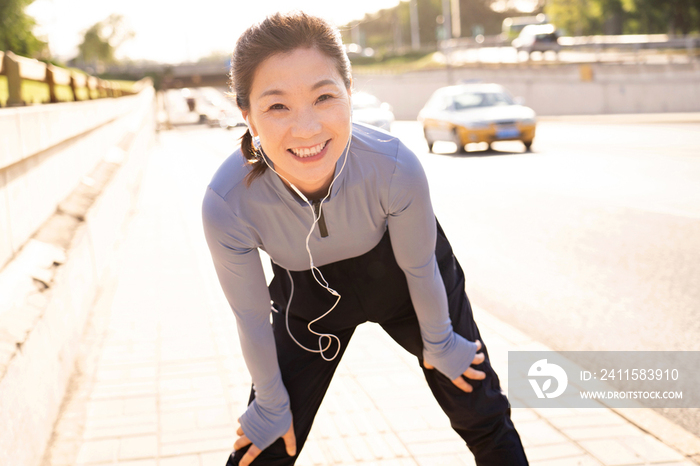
top-left (228, 222), bottom-right (528, 465)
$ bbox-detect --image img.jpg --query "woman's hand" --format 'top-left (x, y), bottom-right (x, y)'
top-left (424, 339), bottom-right (486, 392)
top-left (234, 418), bottom-right (297, 466)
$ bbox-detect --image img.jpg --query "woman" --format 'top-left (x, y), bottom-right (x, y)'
top-left (202, 12), bottom-right (528, 466)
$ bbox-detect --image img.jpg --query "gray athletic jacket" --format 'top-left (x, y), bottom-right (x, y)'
top-left (202, 123), bottom-right (477, 451)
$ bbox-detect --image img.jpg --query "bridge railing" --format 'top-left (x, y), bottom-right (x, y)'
top-left (0, 51), bottom-right (150, 107)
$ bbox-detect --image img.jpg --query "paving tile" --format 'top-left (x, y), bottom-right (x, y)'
top-left (547, 412), bottom-right (627, 429)
top-left (85, 413), bottom-right (158, 430)
top-left (525, 442), bottom-right (586, 462)
top-left (344, 435), bottom-right (376, 462)
top-left (319, 437), bottom-right (354, 463)
top-left (123, 396), bottom-right (158, 416)
top-left (562, 424), bottom-right (644, 441)
top-left (364, 430), bottom-right (397, 459)
top-left (160, 437), bottom-right (233, 457)
top-left (75, 438), bottom-right (119, 464)
top-left (160, 426), bottom-right (233, 445)
top-left (115, 459), bottom-right (158, 466)
top-left (196, 406), bottom-right (234, 428)
top-left (397, 428), bottom-right (463, 445)
top-left (160, 410), bottom-right (198, 433)
top-left (118, 434), bottom-right (158, 460)
top-left (86, 399), bottom-right (124, 417)
top-left (199, 450), bottom-right (233, 466)
top-left (515, 419), bottom-right (569, 446)
top-left (511, 408), bottom-right (540, 423)
top-left (578, 438), bottom-right (643, 465)
top-left (159, 454), bottom-right (201, 466)
top-left (414, 454), bottom-right (471, 465)
top-left (295, 440), bottom-right (327, 465)
top-left (617, 434), bottom-right (686, 463)
top-left (406, 439), bottom-right (470, 457)
top-left (529, 454), bottom-right (604, 466)
top-left (381, 432), bottom-right (411, 457)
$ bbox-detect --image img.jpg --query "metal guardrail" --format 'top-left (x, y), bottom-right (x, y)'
top-left (0, 51), bottom-right (150, 107)
top-left (441, 33), bottom-right (700, 49)
top-left (439, 33), bottom-right (700, 63)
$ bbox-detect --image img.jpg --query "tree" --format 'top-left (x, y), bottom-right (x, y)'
top-left (76, 14), bottom-right (134, 69)
top-left (546, 0), bottom-right (700, 35)
top-left (0, 0), bottom-right (47, 57)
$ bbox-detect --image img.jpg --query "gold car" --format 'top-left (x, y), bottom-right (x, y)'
top-left (418, 83), bottom-right (536, 152)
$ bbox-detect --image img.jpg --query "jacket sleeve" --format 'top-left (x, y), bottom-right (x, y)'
top-left (385, 144), bottom-right (478, 381)
top-left (201, 187), bottom-right (292, 450)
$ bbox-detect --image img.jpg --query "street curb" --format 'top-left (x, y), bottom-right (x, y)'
top-left (538, 112), bottom-right (700, 124)
top-left (612, 408), bottom-right (700, 463)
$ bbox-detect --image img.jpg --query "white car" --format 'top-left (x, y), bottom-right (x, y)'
top-left (351, 91), bottom-right (394, 132)
top-left (418, 83), bottom-right (536, 152)
top-left (512, 24), bottom-right (561, 56)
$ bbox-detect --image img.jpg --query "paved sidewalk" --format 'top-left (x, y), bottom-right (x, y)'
top-left (42, 129), bottom-right (700, 466)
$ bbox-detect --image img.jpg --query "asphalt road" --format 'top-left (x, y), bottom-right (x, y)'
top-left (391, 118), bottom-right (700, 437)
top-left (163, 93), bottom-right (700, 438)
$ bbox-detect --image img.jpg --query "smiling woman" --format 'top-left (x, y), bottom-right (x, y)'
top-left (243, 48), bottom-right (352, 199)
top-left (202, 11), bottom-right (529, 466)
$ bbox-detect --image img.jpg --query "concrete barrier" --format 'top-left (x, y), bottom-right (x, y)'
top-left (353, 63), bottom-right (700, 119)
top-left (0, 93), bottom-right (152, 271)
top-left (0, 87), bottom-right (155, 466)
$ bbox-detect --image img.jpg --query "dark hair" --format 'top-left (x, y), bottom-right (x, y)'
top-left (230, 11), bottom-right (352, 186)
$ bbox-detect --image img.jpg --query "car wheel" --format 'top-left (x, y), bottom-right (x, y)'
top-left (453, 129), bottom-right (466, 153)
top-left (423, 128), bottom-right (435, 153)
top-left (523, 140), bottom-right (533, 151)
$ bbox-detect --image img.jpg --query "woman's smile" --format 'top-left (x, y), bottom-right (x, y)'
top-left (288, 139), bottom-right (330, 160)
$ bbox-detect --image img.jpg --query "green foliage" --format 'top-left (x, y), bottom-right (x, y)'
top-left (0, 0), bottom-right (47, 57)
top-left (546, 0), bottom-right (700, 35)
top-left (76, 14), bottom-right (134, 66)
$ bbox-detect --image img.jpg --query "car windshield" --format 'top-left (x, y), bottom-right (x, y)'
top-left (452, 91), bottom-right (513, 110)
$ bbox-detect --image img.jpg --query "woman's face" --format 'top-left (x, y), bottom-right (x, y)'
top-left (243, 47), bottom-right (352, 198)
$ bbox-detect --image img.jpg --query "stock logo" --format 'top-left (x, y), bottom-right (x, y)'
top-left (528, 359), bottom-right (568, 399)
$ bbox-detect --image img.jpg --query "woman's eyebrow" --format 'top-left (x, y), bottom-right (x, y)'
top-left (311, 79), bottom-right (338, 90)
top-left (259, 79), bottom-right (339, 99)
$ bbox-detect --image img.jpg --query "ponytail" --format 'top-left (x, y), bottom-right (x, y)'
top-left (240, 129), bottom-right (268, 186)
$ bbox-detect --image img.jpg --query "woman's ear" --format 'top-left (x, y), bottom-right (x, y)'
top-left (242, 111), bottom-right (256, 137)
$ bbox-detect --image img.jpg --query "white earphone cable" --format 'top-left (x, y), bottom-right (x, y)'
top-left (250, 123), bottom-right (351, 361)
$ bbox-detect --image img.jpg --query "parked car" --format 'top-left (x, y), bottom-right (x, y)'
top-left (418, 83), bottom-right (536, 152)
top-left (196, 87), bottom-right (245, 129)
top-left (512, 23), bottom-right (561, 56)
top-left (351, 91), bottom-right (394, 132)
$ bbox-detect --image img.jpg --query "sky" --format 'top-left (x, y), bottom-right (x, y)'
top-left (26, 0), bottom-right (405, 64)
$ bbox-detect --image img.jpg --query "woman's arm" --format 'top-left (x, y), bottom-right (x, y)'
top-left (202, 187), bottom-right (292, 450)
top-left (386, 144), bottom-right (479, 382)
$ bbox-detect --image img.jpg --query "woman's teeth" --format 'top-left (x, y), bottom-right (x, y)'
top-left (290, 141), bottom-right (327, 158)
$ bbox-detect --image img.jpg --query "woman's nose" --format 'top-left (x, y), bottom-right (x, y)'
top-left (291, 108), bottom-right (322, 138)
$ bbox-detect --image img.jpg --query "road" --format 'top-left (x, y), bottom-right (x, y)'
top-left (391, 118), bottom-right (700, 437)
top-left (161, 88), bottom-right (700, 437)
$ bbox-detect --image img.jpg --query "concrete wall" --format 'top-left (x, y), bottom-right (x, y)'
top-left (352, 63), bottom-right (700, 120)
top-left (0, 94), bottom-right (151, 271)
top-left (0, 87), bottom-right (155, 466)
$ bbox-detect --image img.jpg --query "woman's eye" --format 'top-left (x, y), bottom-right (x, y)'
top-left (269, 103), bottom-right (286, 111)
top-left (317, 94), bottom-right (333, 103)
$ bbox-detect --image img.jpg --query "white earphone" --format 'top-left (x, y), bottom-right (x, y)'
top-left (251, 131), bottom-right (351, 361)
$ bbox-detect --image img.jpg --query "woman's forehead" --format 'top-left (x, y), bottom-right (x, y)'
top-left (251, 48), bottom-right (345, 97)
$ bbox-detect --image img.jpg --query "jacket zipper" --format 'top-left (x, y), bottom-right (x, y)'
top-left (312, 200), bottom-right (329, 238)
